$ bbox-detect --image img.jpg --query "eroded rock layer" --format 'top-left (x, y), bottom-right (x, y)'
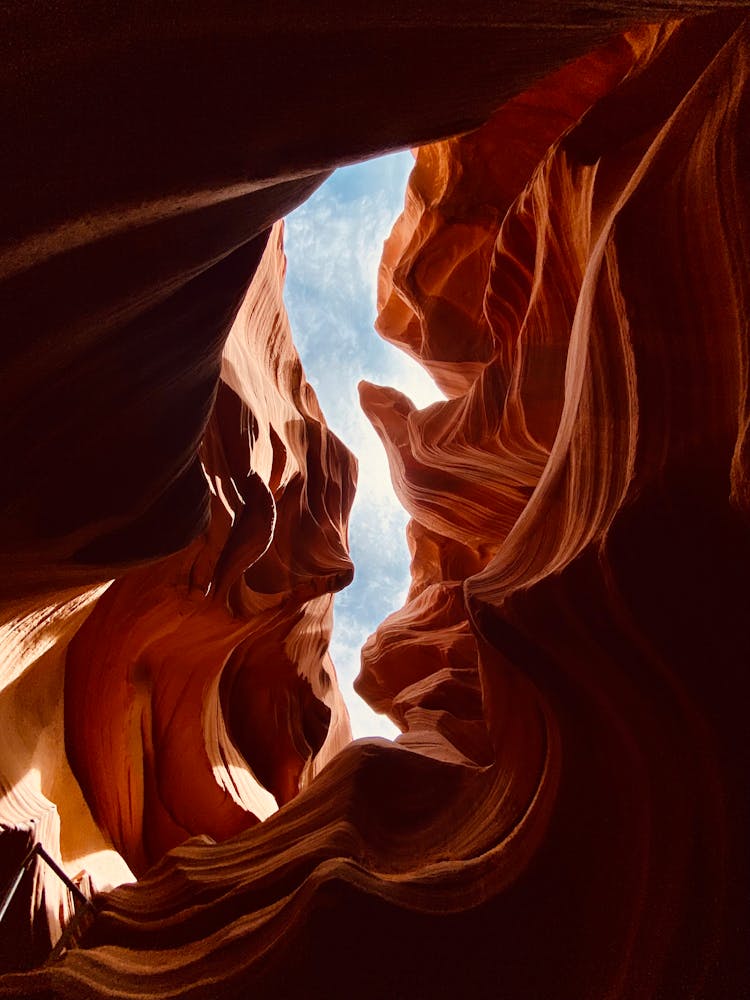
top-left (362, 14), bottom-right (750, 996)
top-left (0, 224), bottom-right (354, 960)
top-left (1, 4), bottom-right (749, 999)
top-left (63, 224), bottom-right (354, 877)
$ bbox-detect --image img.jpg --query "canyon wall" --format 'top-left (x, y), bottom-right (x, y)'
top-left (1, 4), bottom-right (749, 998)
top-left (0, 223), bottom-right (355, 964)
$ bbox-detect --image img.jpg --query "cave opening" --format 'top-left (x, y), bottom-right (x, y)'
top-left (283, 152), bottom-right (443, 739)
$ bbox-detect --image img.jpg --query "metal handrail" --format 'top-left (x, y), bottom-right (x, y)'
top-left (0, 842), bottom-right (94, 927)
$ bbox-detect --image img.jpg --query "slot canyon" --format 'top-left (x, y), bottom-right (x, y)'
top-left (1, 4), bottom-right (749, 997)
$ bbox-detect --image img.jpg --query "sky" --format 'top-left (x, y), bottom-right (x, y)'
top-left (283, 153), bottom-right (443, 739)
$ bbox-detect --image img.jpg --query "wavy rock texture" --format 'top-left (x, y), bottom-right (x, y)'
top-left (0, 586), bottom-right (133, 970)
top-left (361, 14), bottom-right (750, 997)
top-left (1, 3), bottom-right (750, 999)
top-left (63, 223), bottom-right (354, 877)
top-left (1, 1), bottom-right (680, 599)
top-left (0, 224), bottom-right (354, 960)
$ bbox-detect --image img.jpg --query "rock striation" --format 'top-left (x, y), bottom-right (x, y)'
top-left (1, 4), bottom-right (749, 998)
top-left (0, 223), bottom-right (354, 961)
top-left (63, 223), bottom-right (354, 877)
top-left (362, 15), bottom-right (750, 996)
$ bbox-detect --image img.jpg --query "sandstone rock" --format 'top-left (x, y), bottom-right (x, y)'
top-left (63, 224), bottom-right (354, 876)
top-left (1, 4), bottom-right (749, 999)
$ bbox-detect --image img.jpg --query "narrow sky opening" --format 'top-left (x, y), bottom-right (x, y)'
top-left (283, 152), bottom-right (444, 739)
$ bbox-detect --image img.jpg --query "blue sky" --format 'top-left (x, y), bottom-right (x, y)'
top-left (283, 153), bottom-right (443, 738)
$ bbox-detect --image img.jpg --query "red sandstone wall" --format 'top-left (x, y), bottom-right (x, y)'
top-left (0, 224), bottom-right (355, 959)
top-left (63, 224), bottom-right (354, 876)
top-left (1, 4), bottom-right (749, 998)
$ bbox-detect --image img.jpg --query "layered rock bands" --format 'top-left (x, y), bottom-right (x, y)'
top-left (1, 4), bottom-right (749, 998)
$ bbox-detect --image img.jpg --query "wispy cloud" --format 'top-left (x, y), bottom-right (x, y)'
top-left (284, 153), bottom-right (442, 738)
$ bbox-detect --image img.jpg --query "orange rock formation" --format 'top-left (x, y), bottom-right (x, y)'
top-left (1, 4), bottom-right (749, 998)
top-left (64, 224), bottom-right (354, 877)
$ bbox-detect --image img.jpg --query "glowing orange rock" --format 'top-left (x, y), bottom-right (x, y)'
top-left (1, 5), bottom-right (749, 999)
top-left (360, 14), bottom-right (750, 999)
top-left (64, 224), bottom-right (354, 875)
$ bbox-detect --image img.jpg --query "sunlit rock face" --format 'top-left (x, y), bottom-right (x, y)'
top-left (361, 14), bottom-right (750, 997)
top-left (63, 224), bottom-right (354, 877)
top-left (0, 225), bottom-right (354, 961)
top-left (1, 4), bottom-right (749, 998)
